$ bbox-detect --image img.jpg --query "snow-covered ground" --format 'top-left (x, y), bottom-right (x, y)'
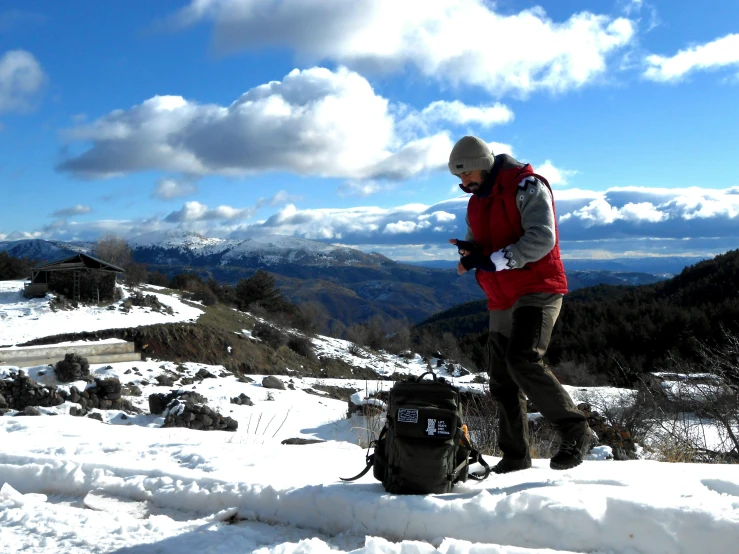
top-left (0, 281), bottom-right (202, 347)
top-left (1, 280), bottom-right (738, 553)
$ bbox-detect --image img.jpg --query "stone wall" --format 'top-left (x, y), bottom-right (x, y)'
top-left (58, 377), bottom-right (141, 416)
top-left (150, 389), bottom-right (238, 432)
top-left (0, 370), bottom-right (65, 412)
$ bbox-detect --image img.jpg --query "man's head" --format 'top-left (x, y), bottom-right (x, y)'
top-left (449, 136), bottom-right (494, 174)
top-left (448, 136), bottom-right (495, 192)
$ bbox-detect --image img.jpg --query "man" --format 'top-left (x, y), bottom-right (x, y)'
top-left (448, 135), bottom-right (594, 472)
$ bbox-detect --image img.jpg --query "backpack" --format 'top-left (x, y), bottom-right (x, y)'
top-left (341, 371), bottom-right (490, 494)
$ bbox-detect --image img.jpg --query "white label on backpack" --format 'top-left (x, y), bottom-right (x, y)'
top-left (397, 408), bottom-right (418, 423)
top-left (426, 418), bottom-right (452, 436)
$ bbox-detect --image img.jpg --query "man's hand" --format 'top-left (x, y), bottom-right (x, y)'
top-left (449, 240), bottom-right (513, 275)
top-left (449, 238), bottom-right (478, 256)
top-left (459, 251), bottom-right (496, 273)
top-left (450, 238), bottom-right (480, 274)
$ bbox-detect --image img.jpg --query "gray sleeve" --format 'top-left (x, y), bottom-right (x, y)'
top-left (504, 177), bottom-right (556, 267)
top-left (464, 214), bottom-right (476, 243)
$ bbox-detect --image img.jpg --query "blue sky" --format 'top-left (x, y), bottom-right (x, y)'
top-left (1, 0), bottom-right (738, 262)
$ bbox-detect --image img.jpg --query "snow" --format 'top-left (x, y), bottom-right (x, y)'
top-left (0, 280), bottom-right (203, 346)
top-left (224, 235), bottom-right (340, 256)
top-left (1, 281), bottom-right (739, 553)
top-left (220, 234), bottom-right (357, 266)
top-left (128, 230), bottom-right (235, 252)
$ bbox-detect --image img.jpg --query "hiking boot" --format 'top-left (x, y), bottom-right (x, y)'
top-left (492, 455), bottom-right (532, 474)
top-left (550, 428), bottom-right (597, 470)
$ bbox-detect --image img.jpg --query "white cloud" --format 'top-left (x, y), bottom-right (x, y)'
top-left (620, 202), bottom-right (667, 222)
top-left (644, 33), bottom-right (739, 82)
top-left (229, 202), bottom-right (452, 242)
top-left (536, 160), bottom-right (579, 186)
top-left (420, 211), bottom-right (456, 223)
top-left (383, 220), bottom-right (431, 234)
top-left (172, 0), bottom-right (636, 97)
top-left (0, 50), bottom-right (46, 113)
top-left (153, 177), bottom-right (198, 199)
top-left (489, 142), bottom-right (514, 157)
top-left (58, 67), bottom-right (467, 183)
top-left (50, 204), bottom-right (92, 218)
top-left (562, 198), bottom-right (624, 225)
top-left (256, 190), bottom-right (301, 208)
top-left (418, 101), bottom-right (514, 127)
top-left (338, 180), bottom-right (393, 198)
top-left (26, 186), bottom-right (739, 261)
top-left (164, 201), bottom-right (255, 222)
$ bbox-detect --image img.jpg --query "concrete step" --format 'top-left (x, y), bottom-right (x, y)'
top-left (0, 341), bottom-right (136, 365)
top-left (3, 352), bottom-right (142, 369)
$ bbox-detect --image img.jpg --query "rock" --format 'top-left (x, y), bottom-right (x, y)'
top-left (148, 390), bottom-right (207, 415)
top-left (161, 399), bottom-right (238, 432)
top-left (281, 438), bottom-right (326, 445)
top-left (88, 413), bottom-right (103, 422)
top-left (155, 374), bottom-right (176, 387)
top-left (230, 393), bottom-right (254, 406)
top-left (23, 406), bottom-right (41, 416)
top-left (54, 353), bottom-right (92, 383)
top-left (0, 370), bottom-right (65, 411)
top-left (195, 368), bottom-right (216, 380)
top-left (262, 376), bottom-right (285, 390)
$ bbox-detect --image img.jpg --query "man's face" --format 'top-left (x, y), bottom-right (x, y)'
top-left (459, 170), bottom-right (484, 192)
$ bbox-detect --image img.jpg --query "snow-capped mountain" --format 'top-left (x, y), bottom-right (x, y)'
top-left (0, 239), bottom-right (93, 263)
top-left (0, 234), bottom-right (469, 325)
top-left (128, 230), bottom-right (236, 254)
top-left (128, 231), bottom-right (392, 270)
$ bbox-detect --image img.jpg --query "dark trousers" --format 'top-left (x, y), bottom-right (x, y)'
top-left (487, 292), bottom-right (586, 459)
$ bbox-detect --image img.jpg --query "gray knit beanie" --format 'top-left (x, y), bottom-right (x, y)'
top-left (448, 136), bottom-right (494, 175)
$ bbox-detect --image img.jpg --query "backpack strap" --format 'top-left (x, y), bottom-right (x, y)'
top-left (457, 433), bottom-right (492, 482)
top-left (340, 427), bottom-right (386, 482)
top-left (340, 453), bottom-right (375, 482)
top-left (414, 370), bottom-right (438, 382)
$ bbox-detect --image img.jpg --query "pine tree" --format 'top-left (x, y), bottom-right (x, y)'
top-left (235, 270), bottom-right (284, 312)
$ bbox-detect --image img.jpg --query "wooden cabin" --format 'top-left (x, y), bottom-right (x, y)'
top-left (24, 253), bottom-right (125, 301)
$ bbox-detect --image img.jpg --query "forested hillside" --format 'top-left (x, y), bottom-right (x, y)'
top-left (415, 250), bottom-right (739, 384)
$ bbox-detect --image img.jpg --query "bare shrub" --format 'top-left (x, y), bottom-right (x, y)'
top-left (462, 390), bottom-right (501, 457)
top-left (440, 333), bottom-right (462, 363)
top-left (292, 301), bottom-right (328, 336)
top-left (385, 321), bottom-right (411, 354)
top-left (554, 360), bottom-right (610, 387)
top-left (349, 381), bottom-right (387, 448)
top-left (123, 262), bottom-right (148, 290)
top-left (252, 322), bottom-right (287, 350)
top-left (287, 335), bottom-right (315, 360)
top-left (346, 324), bottom-right (369, 348)
top-left (578, 386), bottom-right (657, 445)
top-left (347, 343), bottom-right (364, 357)
top-left (147, 271), bottom-right (170, 287)
top-left (647, 334), bottom-right (739, 462)
top-left (191, 285), bottom-right (218, 306)
top-left (463, 388), bottom-right (568, 460)
top-left (93, 234), bottom-right (132, 268)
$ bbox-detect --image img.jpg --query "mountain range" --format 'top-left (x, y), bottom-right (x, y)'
top-left (0, 232), bottom-right (681, 325)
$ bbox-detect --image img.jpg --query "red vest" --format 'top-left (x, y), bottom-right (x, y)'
top-left (466, 159), bottom-right (568, 310)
